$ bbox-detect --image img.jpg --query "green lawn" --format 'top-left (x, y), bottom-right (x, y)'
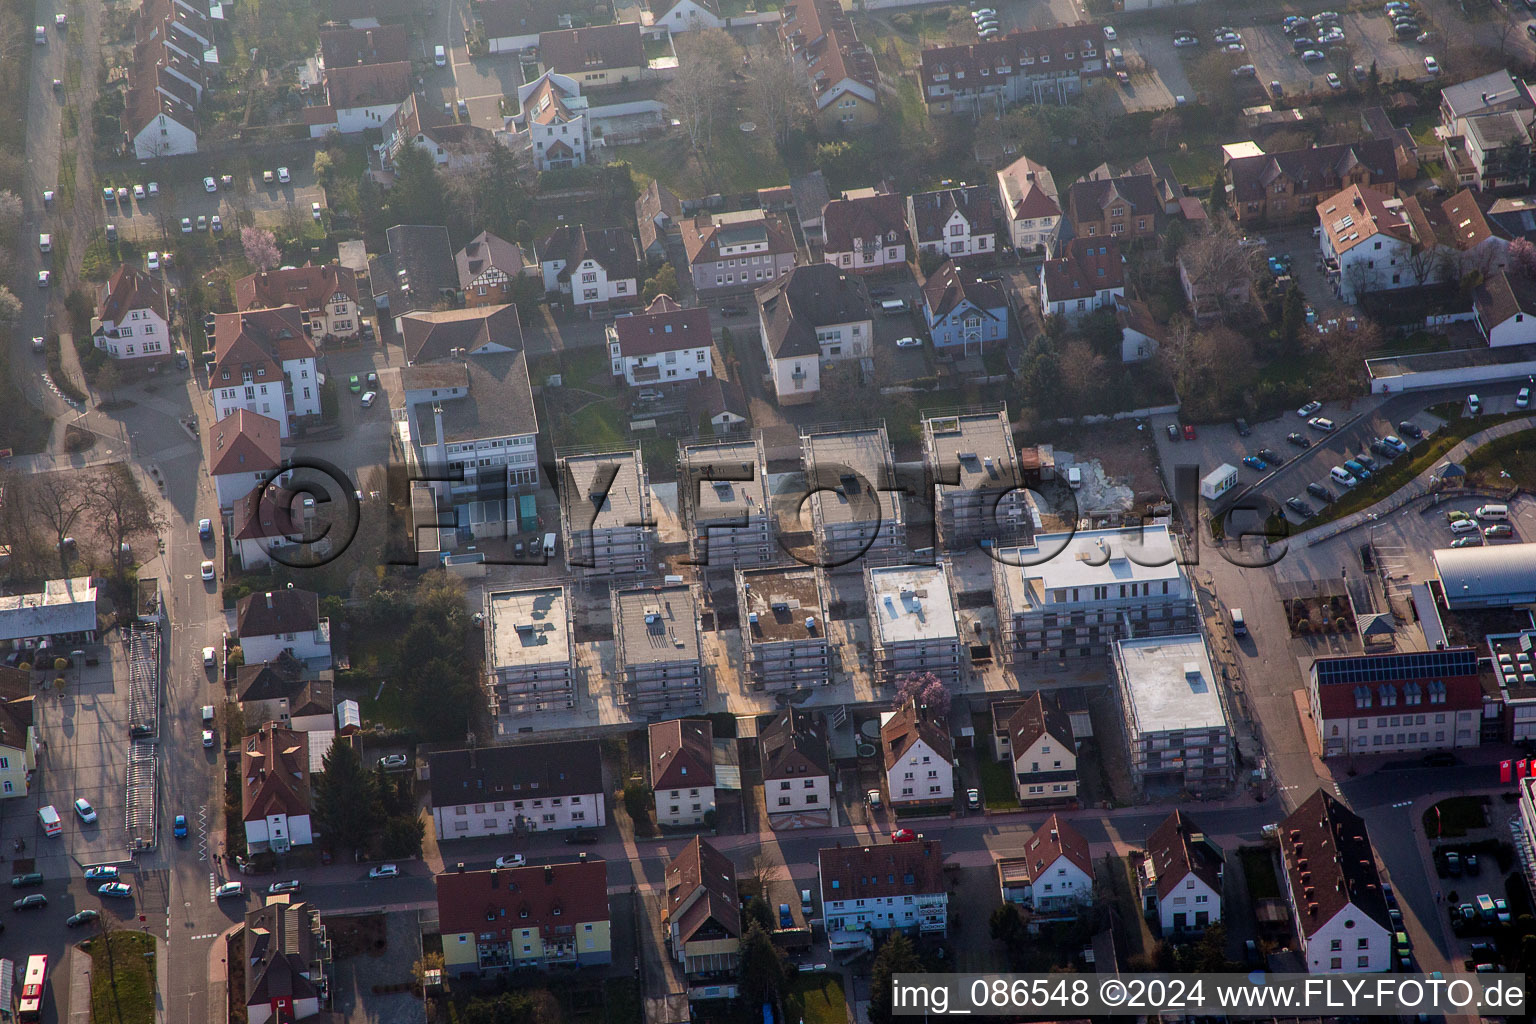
top-left (1464, 427), bottom-right (1536, 489)
top-left (785, 973), bottom-right (847, 1024)
top-left (565, 401), bottom-right (626, 448)
top-left (976, 757), bottom-right (1019, 810)
top-left (87, 932), bottom-right (157, 1024)
top-left (1423, 796), bottom-right (1488, 839)
top-left (1238, 846), bottom-right (1281, 900)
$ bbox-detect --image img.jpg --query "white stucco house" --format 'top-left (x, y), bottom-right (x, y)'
top-left (427, 740), bottom-right (607, 839)
top-left (95, 265), bottom-right (172, 361)
top-left (210, 306), bottom-right (321, 439)
top-left (1317, 185), bottom-right (1414, 304)
top-left (651, 719), bottom-right (716, 828)
top-left (1282, 791), bottom-right (1393, 974)
top-left (997, 154), bottom-right (1063, 254)
top-left (1474, 270), bottom-right (1536, 347)
top-left (241, 723), bottom-right (314, 854)
top-left (756, 263), bottom-right (874, 405)
top-left (1039, 238), bottom-right (1125, 321)
top-left (207, 409), bottom-right (284, 512)
top-left (236, 589), bottom-right (332, 668)
top-left (608, 295), bottom-right (714, 388)
top-left (650, 0), bottom-right (723, 32)
top-left (1140, 810), bottom-right (1223, 934)
top-left (1001, 815), bottom-right (1095, 913)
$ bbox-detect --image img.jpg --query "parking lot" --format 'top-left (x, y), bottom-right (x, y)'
top-left (6, 642), bottom-right (138, 872)
top-left (106, 165), bottom-right (326, 243)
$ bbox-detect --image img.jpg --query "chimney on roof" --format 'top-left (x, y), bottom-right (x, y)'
top-left (544, 866), bottom-right (554, 885)
top-left (266, 592), bottom-right (274, 609)
top-left (456, 862), bottom-right (465, 873)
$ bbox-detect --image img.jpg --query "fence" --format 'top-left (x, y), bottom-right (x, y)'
top-left (124, 624), bottom-right (161, 852)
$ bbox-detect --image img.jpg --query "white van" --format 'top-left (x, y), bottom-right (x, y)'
top-left (877, 299), bottom-right (908, 314)
top-left (1476, 504), bottom-right (1509, 520)
top-left (38, 804), bottom-right (62, 836)
top-left (201, 704), bottom-right (215, 725)
top-left (434, 44), bottom-right (447, 66)
top-left (1067, 467), bottom-right (1082, 489)
top-left (542, 533), bottom-right (557, 556)
top-left (1231, 608), bottom-right (1247, 637)
top-left (1330, 466), bottom-right (1357, 487)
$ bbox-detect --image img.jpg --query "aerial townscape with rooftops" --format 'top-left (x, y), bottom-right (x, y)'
top-left (8, 0), bottom-right (1536, 1021)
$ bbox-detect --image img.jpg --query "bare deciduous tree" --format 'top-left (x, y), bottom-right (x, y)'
top-left (89, 463), bottom-right (165, 581)
top-left (1178, 218), bottom-right (1260, 316)
top-left (27, 474), bottom-right (94, 576)
top-left (747, 46), bottom-right (807, 151)
top-left (666, 45), bottom-right (728, 156)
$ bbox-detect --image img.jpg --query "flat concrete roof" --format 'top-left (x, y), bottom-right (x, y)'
top-left (615, 584), bottom-right (700, 666)
top-left (1113, 633), bottom-right (1227, 737)
top-left (803, 428), bottom-right (898, 528)
top-left (1000, 526), bottom-right (1185, 604)
top-left (740, 566), bottom-right (825, 644)
top-left (868, 563), bottom-right (958, 644)
top-left (680, 439), bottom-right (768, 522)
top-left (924, 410), bottom-right (1019, 491)
top-left (560, 449), bottom-right (647, 532)
top-left (486, 587), bottom-right (570, 670)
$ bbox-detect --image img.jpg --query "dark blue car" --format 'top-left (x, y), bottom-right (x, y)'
top-left (173, 814), bottom-right (187, 838)
top-left (778, 904), bottom-right (792, 928)
top-left (1242, 456), bottom-right (1267, 471)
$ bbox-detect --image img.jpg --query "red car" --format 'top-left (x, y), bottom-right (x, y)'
top-left (891, 828), bottom-right (917, 843)
top-left (1182, 424), bottom-right (1196, 441)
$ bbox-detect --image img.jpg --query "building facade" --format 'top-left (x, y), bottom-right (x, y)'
top-left (436, 861), bottom-right (611, 976)
top-left (557, 449), bottom-right (653, 577)
top-left (880, 700), bottom-right (953, 812)
top-left (866, 564), bottom-right (961, 689)
top-left (758, 708), bottom-right (832, 828)
top-left (428, 740), bottom-right (606, 839)
top-left (1140, 810), bottom-right (1223, 934)
top-left (819, 840), bottom-right (947, 943)
top-left (1308, 648), bottom-right (1483, 758)
top-left (1113, 633), bottom-right (1233, 797)
top-left (95, 266), bottom-right (171, 361)
top-left (922, 408), bottom-right (1027, 549)
top-left (680, 438), bottom-right (772, 568)
top-left (801, 425), bottom-right (904, 566)
top-left (1280, 790), bottom-right (1393, 973)
top-left (650, 718), bottom-right (716, 827)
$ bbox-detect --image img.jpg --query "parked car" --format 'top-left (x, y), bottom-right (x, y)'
top-left (1258, 447), bottom-right (1282, 465)
top-left (215, 881), bottom-right (245, 899)
top-left (1286, 497), bottom-right (1316, 518)
top-left (75, 798), bottom-right (97, 823)
top-left (378, 754), bottom-right (409, 770)
top-left (1452, 535), bottom-right (1483, 547)
top-left (202, 176), bottom-right (217, 193)
top-left (1183, 424), bottom-right (1196, 440)
top-left (891, 828), bottom-right (917, 843)
top-left (268, 880), bottom-right (302, 895)
top-left (1326, 72), bottom-right (1343, 90)
top-left (198, 518), bottom-right (213, 541)
top-left (67, 909), bottom-right (100, 927)
top-left (779, 903), bottom-right (793, 928)
top-left (9, 873), bottom-right (43, 888)
top-left (1301, 49), bottom-right (1326, 62)
top-left (348, 374), bottom-right (361, 393)
top-left (966, 789), bottom-right (981, 809)
top-left (1297, 400), bottom-right (1322, 416)
top-left (360, 391), bottom-right (377, 408)
top-left (200, 560), bottom-right (215, 581)
top-left (83, 866), bottom-right (119, 882)
top-left (211, 215), bottom-right (223, 232)
top-left (277, 166), bottom-right (291, 183)
top-left (1231, 63), bottom-right (1255, 78)
top-left (1424, 56), bottom-right (1441, 75)
top-left (1398, 421), bottom-right (1425, 440)
top-left (564, 831), bottom-right (599, 845)
top-left (1518, 387), bottom-right (1531, 409)
top-left (97, 882), bottom-right (133, 899)
top-left (174, 814), bottom-right (187, 838)
top-left (13, 894), bottom-right (47, 910)
top-left (1242, 456), bottom-right (1267, 471)
top-left (495, 855), bottom-right (526, 868)
top-left (1486, 524), bottom-right (1515, 538)
top-left (369, 864), bottom-right (400, 879)
top-left (1287, 432), bottom-right (1312, 448)
top-left (1307, 482), bottom-right (1333, 502)
top-left (1167, 423), bottom-right (1179, 441)
top-left (894, 336), bottom-right (922, 348)
top-left (1383, 435), bottom-right (1408, 453)
top-left (1308, 416), bottom-right (1335, 431)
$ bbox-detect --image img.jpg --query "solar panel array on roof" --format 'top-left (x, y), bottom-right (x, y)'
top-left (1313, 648), bottom-right (1478, 687)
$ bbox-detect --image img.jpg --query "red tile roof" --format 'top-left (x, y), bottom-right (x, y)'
top-left (1281, 789), bottom-right (1391, 937)
top-left (1144, 810), bottom-right (1223, 900)
top-left (666, 837), bottom-right (741, 943)
top-left (818, 839), bottom-right (945, 901)
top-left (213, 306), bottom-right (314, 383)
top-left (324, 60), bottom-right (411, 110)
top-left (241, 723), bottom-right (311, 822)
top-left (1023, 814), bottom-right (1092, 880)
top-left (320, 24), bottom-right (410, 67)
top-left (1041, 237), bottom-right (1124, 301)
top-left (881, 700), bottom-right (952, 768)
top-left (435, 861), bottom-right (609, 938)
top-left (650, 718), bottom-right (714, 790)
top-left (998, 154), bottom-right (1061, 220)
top-left (1005, 692), bottom-right (1073, 761)
top-left (208, 409), bottom-right (282, 476)
top-left (779, 0), bottom-right (877, 109)
top-left (99, 265), bottom-right (168, 328)
top-left (612, 295), bottom-right (712, 357)
top-left (235, 264), bottom-right (359, 314)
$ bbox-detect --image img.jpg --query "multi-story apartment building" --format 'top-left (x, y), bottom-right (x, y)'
top-left (921, 407), bottom-right (1027, 548)
top-left (210, 306), bottom-right (321, 438)
top-left (994, 525), bottom-right (1195, 662)
top-left (757, 263), bottom-right (874, 405)
top-left (880, 700), bottom-right (953, 812)
top-left (436, 860), bottom-right (611, 976)
top-left (918, 26), bottom-right (1103, 115)
top-left (616, 586), bottom-right (703, 715)
top-left (483, 587), bottom-right (575, 717)
top-left (997, 154), bottom-right (1062, 254)
top-left (0, 671), bottom-right (38, 800)
top-left (1225, 137), bottom-right (1403, 226)
top-left (800, 425), bottom-right (904, 567)
top-left (821, 192), bottom-right (908, 273)
top-left (1113, 633), bottom-right (1233, 797)
top-left (1280, 790), bottom-right (1392, 973)
top-left (681, 209), bottom-right (798, 298)
top-left (1308, 648), bottom-right (1483, 758)
top-left (235, 264), bottom-right (361, 343)
top-left (95, 266), bottom-right (171, 362)
top-left (819, 840), bottom-right (947, 946)
top-left (557, 449), bottom-right (652, 576)
top-left (679, 438), bottom-right (772, 568)
top-left (427, 740), bottom-right (606, 839)
top-left (1140, 810), bottom-right (1223, 934)
top-left (664, 837), bottom-right (741, 979)
top-left (759, 708), bottom-right (832, 829)
top-left (907, 186), bottom-right (998, 260)
top-left (650, 718), bottom-right (715, 827)
top-left (608, 295), bottom-right (714, 389)
top-left (866, 564), bottom-right (961, 689)
top-left (739, 566), bottom-right (829, 691)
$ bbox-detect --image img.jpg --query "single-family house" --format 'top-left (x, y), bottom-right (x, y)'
top-left (539, 23), bottom-right (647, 87)
top-left (1475, 270), bottom-right (1536, 347)
top-left (514, 70), bottom-right (591, 172)
top-left (1317, 185), bottom-right (1415, 303)
top-left (999, 815), bottom-right (1094, 913)
top-left (680, 209), bottom-right (798, 297)
top-left (1001, 692), bottom-right (1077, 806)
top-left (821, 191), bottom-right (908, 273)
top-left (308, 60), bottom-right (413, 136)
top-left (1067, 172), bottom-right (1161, 243)
top-left (243, 896), bottom-right (331, 1024)
top-left (819, 839), bottom-right (947, 947)
top-left (1401, 188), bottom-right (1511, 285)
top-left (758, 708), bottom-right (832, 829)
top-left (540, 224), bottom-right (641, 313)
top-left (241, 723), bottom-right (313, 853)
top-left (880, 700), bottom-right (953, 812)
top-left (480, 0), bottom-right (565, 54)
top-left (235, 264), bottom-right (362, 343)
top-left (1114, 295), bottom-right (1166, 362)
top-left (637, 179), bottom-right (683, 261)
top-left (399, 303), bottom-right (523, 364)
top-left (319, 24), bottom-right (409, 68)
top-left (651, 0), bottom-right (722, 33)
top-left (997, 154), bottom-right (1062, 254)
top-left (755, 262), bottom-right (873, 404)
top-left (1039, 237), bottom-right (1124, 320)
top-left (921, 260), bottom-right (1008, 353)
top-left (778, 0), bottom-right (880, 129)
top-left (456, 231), bottom-right (537, 308)
top-left (0, 669), bottom-right (38, 799)
top-left (235, 656), bottom-right (333, 732)
top-left (1281, 789), bottom-right (1393, 973)
top-left (207, 409), bottom-right (283, 512)
top-left (210, 306), bottom-right (321, 437)
top-left (907, 186), bottom-right (998, 259)
top-left (650, 718), bottom-right (716, 828)
top-left (664, 837), bottom-right (741, 979)
top-left (377, 92), bottom-right (497, 171)
top-left (368, 224), bottom-right (458, 317)
top-left (1140, 810), bottom-right (1223, 934)
top-left (236, 588), bottom-right (331, 667)
top-left (95, 265), bottom-right (172, 362)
